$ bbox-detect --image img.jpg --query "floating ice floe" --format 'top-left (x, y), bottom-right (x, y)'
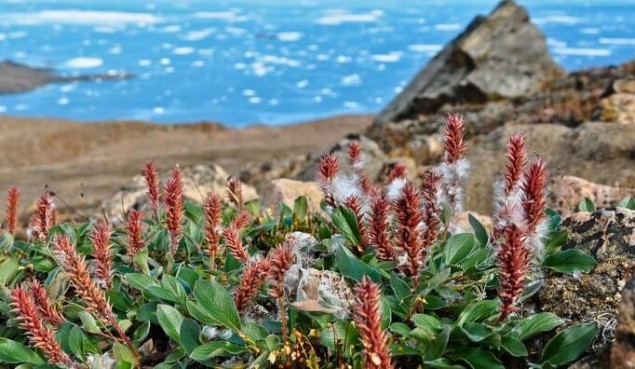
top-left (408, 44), bottom-right (442, 53)
top-left (553, 47), bottom-right (611, 57)
top-left (371, 52), bottom-right (403, 63)
top-left (599, 38), bottom-right (635, 45)
top-left (64, 57), bottom-right (103, 69)
top-left (534, 15), bottom-right (585, 25)
top-left (315, 9), bottom-right (383, 25)
top-left (194, 11), bottom-right (249, 23)
top-left (173, 47), bottom-right (195, 55)
top-left (434, 23), bottom-right (461, 31)
top-left (0, 10), bottom-right (162, 26)
top-left (277, 32), bottom-right (303, 42)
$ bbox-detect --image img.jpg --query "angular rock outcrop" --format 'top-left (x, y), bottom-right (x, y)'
top-left (374, 0), bottom-right (563, 126)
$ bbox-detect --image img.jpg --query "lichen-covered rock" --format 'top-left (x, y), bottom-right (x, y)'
top-left (611, 274), bottom-right (635, 368)
top-left (538, 208), bottom-right (635, 356)
top-left (103, 164), bottom-right (257, 222)
top-left (548, 176), bottom-right (634, 216)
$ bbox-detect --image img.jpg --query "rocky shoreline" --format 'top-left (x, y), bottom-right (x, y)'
top-left (0, 60), bottom-right (133, 94)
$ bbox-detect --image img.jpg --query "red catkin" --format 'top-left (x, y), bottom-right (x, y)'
top-left (5, 186), bottom-right (19, 235)
top-left (353, 277), bottom-right (394, 369)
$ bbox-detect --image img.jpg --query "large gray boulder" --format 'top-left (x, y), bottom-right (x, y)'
top-left (374, 0), bottom-right (563, 125)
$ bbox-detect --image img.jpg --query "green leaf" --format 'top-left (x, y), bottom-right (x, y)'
top-left (188, 280), bottom-right (242, 332)
top-left (500, 336), bottom-right (528, 357)
top-left (411, 314), bottom-right (442, 331)
top-left (0, 257), bottom-right (20, 286)
top-left (457, 299), bottom-right (498, 326)
top-left (468, 214), bottom-right (489, 246)
top-left (390, 275), bottom-right (412, 301)
top-left (243, 323), bottom-right (268, 341)
top-left (460, 322), bottom-right (494, 343)
top-left (179, 319), bottom-right (201, 354)
top-left (69, 325), bottom-right (87, 361)
top-left (444, 233), bottom-right (476, 266)
top-left (544, 230), bottom-right (568, 255)
top-left (136, 302), bottom-right (159, 324)
top-left (0, 338), bottom-right (44, 365)
top-left (133, 321), bottom-right (151, 342)
top-left (190, 341), bottom-right (248, 362)
top-left (451, 347), bottom-right (505, 369)
top-left (161, 275), bottom-right (188, 302)
top-left (157, 304), bottom-right (184, 343)
top-left (618, 196), bottom-right (635, 210)
top-left (244, 199), bottom-right (261, 217)
top-left (0, 233), bottom-right (13, 251)
top-left (335, 247), bottom-right (381, 283)
top-left (540, 322), bottom-right (597, 367)
top-left (332, 207), bottom-right (362, 246)
top-left (577, 197), bottom-right (596, 212)
top-left (380, 297), bottom-right (391, 329)
top-left (423, 358), bottom-right (464, 369)
top-left (293, 196), bottom-right (308, 220)
top-left (543, 249), bottom-right (597, 273)
top-left (425, 325), bottom-right (450, 360)
top-left (78, 311), bottom-right (101, 334)
top-left (147, 275), bottom-right (187, 304)
top-left (389, 323), bottom-right (412, 337)
top-left (512, 312), bottom-right (564, 341)
top-left (112, 343), bottom-right (136, 365)
top-left (319, 321), bottom-right (359, 358)
top-left (126, 273), bottom-right (158, 291)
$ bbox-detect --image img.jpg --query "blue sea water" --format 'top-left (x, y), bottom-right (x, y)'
top-left (0, 0), bottom-right (634, 126)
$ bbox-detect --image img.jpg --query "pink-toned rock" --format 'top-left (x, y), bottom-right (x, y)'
top-left (260, 178), bottom-right (324, 215)
top-left (548, 176), bottom-right (634, 215)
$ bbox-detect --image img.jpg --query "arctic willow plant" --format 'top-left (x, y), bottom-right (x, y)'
top-left (0, 114), bottom-right (604, 369)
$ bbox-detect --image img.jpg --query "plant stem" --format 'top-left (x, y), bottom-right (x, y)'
top-left (279, 297), bottom-right (288, 342)
top-left (109, 316), bottom-right (141, 369)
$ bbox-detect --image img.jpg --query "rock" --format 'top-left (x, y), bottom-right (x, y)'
top-left (377, 157), bottom-right (419, 183)
top-left (548, 176), bottom-right (634, 216)
top-left (0, 60), bottom-right (133, 95)
top-left (260, 179), bottom-right (323, 215)
top-left (296, 134), bottom-right (388, 183)
top-left (374, 0), bottom-right (562, 126)
top-left (600, 93), bottom-right (635, 124)
top-left (103, 164), bottom-right (257, 222)
top-left (613, 78), bottom-right (635, 94)
top-left (538, 208), bottom-right (635, 354)
top-left (611, 274), bottom-right (635, 368)
top-left (465, 122), bottom-right (635, 214)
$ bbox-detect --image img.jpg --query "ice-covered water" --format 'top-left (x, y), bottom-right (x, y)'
top-left (0, 0), bottom-right (633, 126)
